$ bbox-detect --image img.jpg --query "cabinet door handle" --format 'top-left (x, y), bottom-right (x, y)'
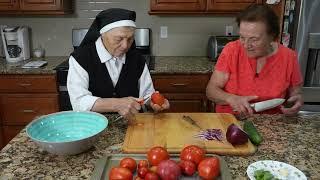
top-left (22, 109), bottom-right (35, 113)
top-left (170, 83), bottom-right (188, 87)
top-left (18, 83), bottom-right (32, 87)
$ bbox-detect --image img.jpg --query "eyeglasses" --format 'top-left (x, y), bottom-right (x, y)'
top-left (239, 36), bottom-right (261, 46)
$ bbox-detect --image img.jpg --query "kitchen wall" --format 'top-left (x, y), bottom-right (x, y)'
top-left (0, 0), bottom-right (238, 56)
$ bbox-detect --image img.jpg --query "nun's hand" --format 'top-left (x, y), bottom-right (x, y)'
top-left (150, 98), bottom-right (170, 113)
top-left (114, 97), bottom-right (141, 120)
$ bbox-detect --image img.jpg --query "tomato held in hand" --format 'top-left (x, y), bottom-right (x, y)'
top-left (179, 160), bottom-right (196, 176)
top-left (145, 172), bottom-right (160, 180)
top-left (180, 145), bottom-right (206, 166)
top-left (119, 157), bottom-right (137, 173)
top-left (198, 157), bottom-right (220, 179)
top-left (109, 167), bottom-right (133, 180)
top-left (147, 146), bottom-right (170, 166)
top-left (151, 92), bottom-right (165, 106)
top-left (138, 160), bottom-right (149, 169)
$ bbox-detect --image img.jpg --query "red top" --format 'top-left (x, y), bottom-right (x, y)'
top-left (214, 40), bottom-right (303, 114)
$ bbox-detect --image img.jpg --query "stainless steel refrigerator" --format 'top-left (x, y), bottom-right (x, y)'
top-left (289, 0), bottom-right (320, 111)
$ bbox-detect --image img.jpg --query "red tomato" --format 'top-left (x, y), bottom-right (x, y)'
top-left (134, 176), bottom-right (143, 180)
top-left (198, 157), bottom-right (220, 179)
top-left (180, 145), bottom-right (206, 166)
top-left (145, 172), bottom-right (160, 180)
top-left (138, 160), bottom-right (149, 169)
top-left (137, 167), bottom-right (149, 178)
top-left (109, 167), bottom-right (133, 180)
top-left (179, 160), bottom-right (196, 176)
top-left (120, 157), bottom-right (137, 173)
top-left (147, 146), bottom-right (170, 166)
top-left (157, 160), bottom-right (181, 180)
top-left (151, 92), bottom-right (165, 106)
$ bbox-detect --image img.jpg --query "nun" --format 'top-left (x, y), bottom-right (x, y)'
top-left (67, 8), bottom-right (170, 120)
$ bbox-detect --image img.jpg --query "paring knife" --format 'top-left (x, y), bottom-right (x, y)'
top-left (114, 95), bottom-right (152, 123)
top-left (250, 98), bottom-right (285, 112)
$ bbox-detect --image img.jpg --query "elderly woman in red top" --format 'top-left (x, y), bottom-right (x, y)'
top-left (206, 4), bottom-right (303, 115)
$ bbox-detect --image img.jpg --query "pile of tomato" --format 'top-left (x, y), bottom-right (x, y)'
top-left (109, 145), bottom-right (220, 180)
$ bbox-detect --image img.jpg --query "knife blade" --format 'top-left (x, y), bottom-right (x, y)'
top-left (138, 95), bottom-right (152, 112)
top-left (250, 98), bottom-right (285, 112)
top-left (182, 115), bottom-right (202, 129)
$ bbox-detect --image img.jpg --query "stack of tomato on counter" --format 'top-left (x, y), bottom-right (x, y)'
top-left (109, 145), bottom-right (220, 180)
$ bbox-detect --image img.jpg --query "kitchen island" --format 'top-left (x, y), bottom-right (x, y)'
top-left (0, 114), bottom-right (319, 179)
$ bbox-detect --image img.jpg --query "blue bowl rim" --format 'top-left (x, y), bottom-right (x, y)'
top-left (26, 111), bottom-right (109, 144)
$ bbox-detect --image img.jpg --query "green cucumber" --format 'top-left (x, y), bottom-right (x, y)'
top-left (243, 121), bottom-right (263, 145)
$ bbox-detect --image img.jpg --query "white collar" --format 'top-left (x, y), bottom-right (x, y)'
top-left (95, 37), bottom-right (126, 64)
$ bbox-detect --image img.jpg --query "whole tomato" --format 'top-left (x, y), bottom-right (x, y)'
top-left (147, 146), bottom-right (170, 166)
top-left (137, 167), bottom-right (149, 178)
top-left (109, 167), bottom-right (133, 180)
top-left (157, 160), bottom-right (181, 180)
top-left (151, 92), bottom-right (165, 106)
top-left (145, 172), bottom-right (160, 180)
top-left (120, 157), bottom-right (137, 173)
top-left (138, 160), bottom-right (149, 169)
top-left (180, 145), bottom-right (206, 166)
top-left (178, 160), bottom-right (196, 176)
top-left (198, 157), bottom-right (220, 179)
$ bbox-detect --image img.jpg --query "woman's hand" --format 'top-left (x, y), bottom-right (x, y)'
top-left (150, 98), bottom-right (170, 112)
top-left (114, 97), bottom-right (142, 120)
top-left (280, 94), bottom-right (303, 115)
top-left (226, 95), bottom-right (258, 114)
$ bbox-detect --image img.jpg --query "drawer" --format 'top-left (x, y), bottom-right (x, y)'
top-left (162, 93), bottom-right (209, 112)
top-left (153, 75), bottom-right (209, 93)
top-left (0, 75), bottom-right (57, 93)
top-left (0, 94), bottom-right (59, 125)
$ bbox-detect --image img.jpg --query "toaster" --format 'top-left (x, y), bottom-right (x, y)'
top-left (207, 35), bottom-right (239, 61)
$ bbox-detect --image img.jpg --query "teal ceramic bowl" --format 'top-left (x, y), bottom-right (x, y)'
top-left (26, 111), bottom-right (108, 155)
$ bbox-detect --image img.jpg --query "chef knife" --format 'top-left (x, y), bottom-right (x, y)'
top-left (250, 98), bottom-right (285, 112)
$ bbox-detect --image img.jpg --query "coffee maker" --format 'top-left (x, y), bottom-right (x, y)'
top-left (1, 26), bottom-right (30, 63)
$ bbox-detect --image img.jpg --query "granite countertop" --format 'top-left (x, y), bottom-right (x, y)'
top-left (0, 56), bottom-right (214, 75)
top-left (0, 57), bottom-right (67, 74)
top-left (0, 114), bottom-right (319, 179)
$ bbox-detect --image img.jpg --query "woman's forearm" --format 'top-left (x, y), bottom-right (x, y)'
top-left (206, 71), bottom-right (234, 105)
top-left (91, 98), bottom-right (119, 113)
top-left (289, 85), bottom-right (302, 97)
top-left (206, 84), bottom-right (234, 105)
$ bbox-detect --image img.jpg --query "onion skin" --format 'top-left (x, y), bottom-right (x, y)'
top-left (226, 124), bottom-right (249, 145)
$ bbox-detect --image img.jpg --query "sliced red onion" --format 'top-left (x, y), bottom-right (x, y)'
top-left (194, 129), bottom-right (223, 141)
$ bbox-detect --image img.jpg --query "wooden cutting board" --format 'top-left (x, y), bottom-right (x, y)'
top-left (122, 113), bottom-right (256, 156)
